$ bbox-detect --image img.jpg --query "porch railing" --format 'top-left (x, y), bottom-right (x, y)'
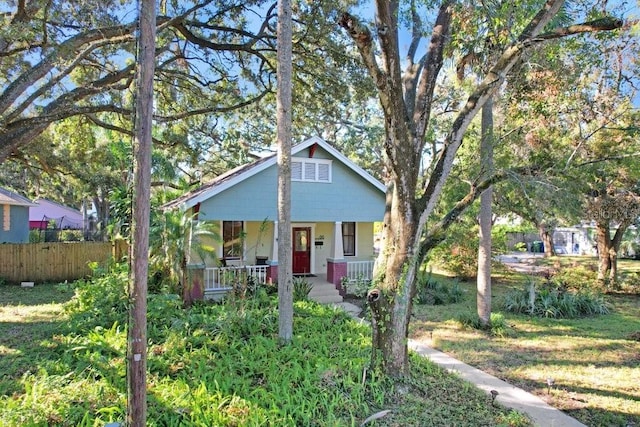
top-left (345, 260), bottom-right (374, 283)
top-left (204, 265), bottom-right (268, 291)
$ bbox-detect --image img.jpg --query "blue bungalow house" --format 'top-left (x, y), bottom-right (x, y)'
top-left (0, 187), bottom-right (36, 243)
top-left (164, 136), bottom-right (386, 301)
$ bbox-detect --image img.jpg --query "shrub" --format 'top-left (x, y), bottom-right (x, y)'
top-left (59, 230), bottom-right (83, 241)
top-left (147, 264), bottom-right (179, 295)
top-left (292, 276), bottom-right (313, 301)
top-left (415, 272), bottom-right (464, 305)
top-left (341, 274), bottom-right (370, 298)
top-left (29, 229), bottom-right (43, 243)
top-left (64, 262), bottom-right (129, 332)
top-left (428, 218), bottom-right (479, 280)
top-left (455, 312), bottom-right (510, 337)
top-left (437, 244), bottom-right (478, 280)
top-left (501, 277), bottom-right (610, 318)
top-left (550, 265), bottom-right (599, 292)
top-left (618, 272), bottom-right (640, 294)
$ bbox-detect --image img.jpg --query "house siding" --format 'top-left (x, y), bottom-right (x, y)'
top-left (354, 222), bottom-right (375, 259)
top-left (198, 168), bottom-right (278, 221)
top-left (244, 220), bottom-right (273, 262)
top-left (197, 145), bottom-right (385, 222)
top-left (0, 205), bottom-right (30, 243)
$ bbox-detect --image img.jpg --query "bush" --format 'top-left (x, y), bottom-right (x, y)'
top-left (292, 276), bottom-right (313, 301)
top-left (435, 243), bottom-right (478, 280)
top-left (618, 272), bottom-right (640, 294)
top-left (428, 217), bottom-right (479, 280)
top-left (341, 275), bottom-right (370, 298)
top-left (415, 272), bottom-right (464, 305)
top-left (455, 312), bottom-right (510, 337)
top-left (64, 262), bottom-right (130, 332)
top-left (550, 265), bottom-right (599, 292)
top-left (501, 277), bottom-right (610, 319)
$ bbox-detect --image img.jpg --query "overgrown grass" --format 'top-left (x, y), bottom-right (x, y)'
top-left (410, 264), bottom-right (640, 427)
top-left (415, 271), bottom-right (464, 305)
top-left (502, 277), bottom-right (610, 318)
top-left (0, 276), bottom-right (528, 426)
top-left (0, 282), bottom-right (76, 398)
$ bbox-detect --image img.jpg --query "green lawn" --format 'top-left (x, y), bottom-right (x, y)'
top-left (410, 257), bottom-right (640, 427)
top-left (0, 280), bottom-right (530, 426)
top-left (0, 283), bottom-right (76, 397)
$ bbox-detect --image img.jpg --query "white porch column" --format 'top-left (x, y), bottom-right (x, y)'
top-left (271, 220), bottom-right (279, 262)
top-left (331, 221), bottom-right (344, 259)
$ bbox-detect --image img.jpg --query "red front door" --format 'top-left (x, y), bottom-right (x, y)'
top-left (292, 227), bottom-right (311, 274)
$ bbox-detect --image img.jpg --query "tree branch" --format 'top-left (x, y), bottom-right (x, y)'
top-left (413, 1), bottom-right (452, 146)
top-left (0, 23), bottom-right (136, 116)
top-left (153, 89), bottom-right (272, 123)
top-left (338, 12), bottom-right (387, 96)
top-left (415, 0), bottom-right (623, 229)
top-left (417, 169), bottom-right (509, 259)
top-left (535, 17), bottom-right (624, 41)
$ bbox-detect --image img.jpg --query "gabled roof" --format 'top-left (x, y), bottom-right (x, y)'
top-left (0, 187), bottom-right (36, 207)
top-left (164, 136), bottom-right (386, 211)
top-left (30, 199), bottom-right (83, 222)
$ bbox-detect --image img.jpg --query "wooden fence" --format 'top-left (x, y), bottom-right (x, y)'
top-left (0, 240), bottom-right (128, 284)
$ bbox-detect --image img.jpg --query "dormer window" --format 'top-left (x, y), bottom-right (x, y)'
top-left (291, 157), bottom-right (332, 183)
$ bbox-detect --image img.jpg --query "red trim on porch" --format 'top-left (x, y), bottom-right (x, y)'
top-left (327, 259), bottom-right (347, 296)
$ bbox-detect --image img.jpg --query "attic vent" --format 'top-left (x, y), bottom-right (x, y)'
top-left (318, 163), bottom-right (330, 182)
top-left (292, 161), bottom-right (302, 180)
top-left (291, 157), bottom-right (332, 183)
top-left (304, 162), bottom-right (316, 180)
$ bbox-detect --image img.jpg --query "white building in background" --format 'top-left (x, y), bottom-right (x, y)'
top-left (553, 225), bottom-right (594, 255)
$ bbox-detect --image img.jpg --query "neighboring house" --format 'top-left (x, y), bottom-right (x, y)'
top-left (0, 187), bottom-right (36, 243)
top-left (553, 225), bottom-right (594, 255)
top-left (507, 224), bottom-right (600, 256)
top-left (164, 136), bottom-right (386, 296)
top-left (29, 199), bottom-right (84, 230)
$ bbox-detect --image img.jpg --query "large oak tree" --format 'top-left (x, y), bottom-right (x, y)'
top-left (0, 0), bottom-right (366, 160)
top-left (339, 0), bottom-right (623, 376)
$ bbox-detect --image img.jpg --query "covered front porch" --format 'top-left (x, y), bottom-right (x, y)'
top-left (201, 259), bottom-right (374, 304)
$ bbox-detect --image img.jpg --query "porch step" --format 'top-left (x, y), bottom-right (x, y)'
top-left (308, 282), bottom-right (343, 304)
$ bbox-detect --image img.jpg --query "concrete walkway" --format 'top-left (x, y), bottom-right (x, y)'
top-left (333, 302), bottom-right (586, 427)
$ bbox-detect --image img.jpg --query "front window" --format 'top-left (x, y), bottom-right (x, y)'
top-left (342, 222), bottom-right (355, 256)
top-left (223, 221), bottom-right (243, 259)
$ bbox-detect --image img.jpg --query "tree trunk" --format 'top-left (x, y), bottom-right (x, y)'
top-left (477, 98), bottom-right (493, 327)
top-left (537, 223), bottom-right (556, 257)
top-left (181, 258), bottom-right (194, 308)
top-left (369, 186), bottom-right (420, 375)
top-left (276, 0), bottom-right (293, 343)
top-left (595, 220), bottom-right (612, 286)
top-left (92, 195), bottom-right (110, 240)
top-left (127, 0), bottom-right (156, 425)
top-left (609, 248), bottom-right (618, 285)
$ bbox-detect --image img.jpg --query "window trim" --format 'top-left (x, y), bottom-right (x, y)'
top-left (342, 221), bottom-right (356, 257)
top-left (291, 157), bottom-right (332, 183)
top-left (222, 220), bottom-right (244, 260)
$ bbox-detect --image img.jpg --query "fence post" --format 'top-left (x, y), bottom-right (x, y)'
top-left (112, 239), bottom-right (128, 261)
